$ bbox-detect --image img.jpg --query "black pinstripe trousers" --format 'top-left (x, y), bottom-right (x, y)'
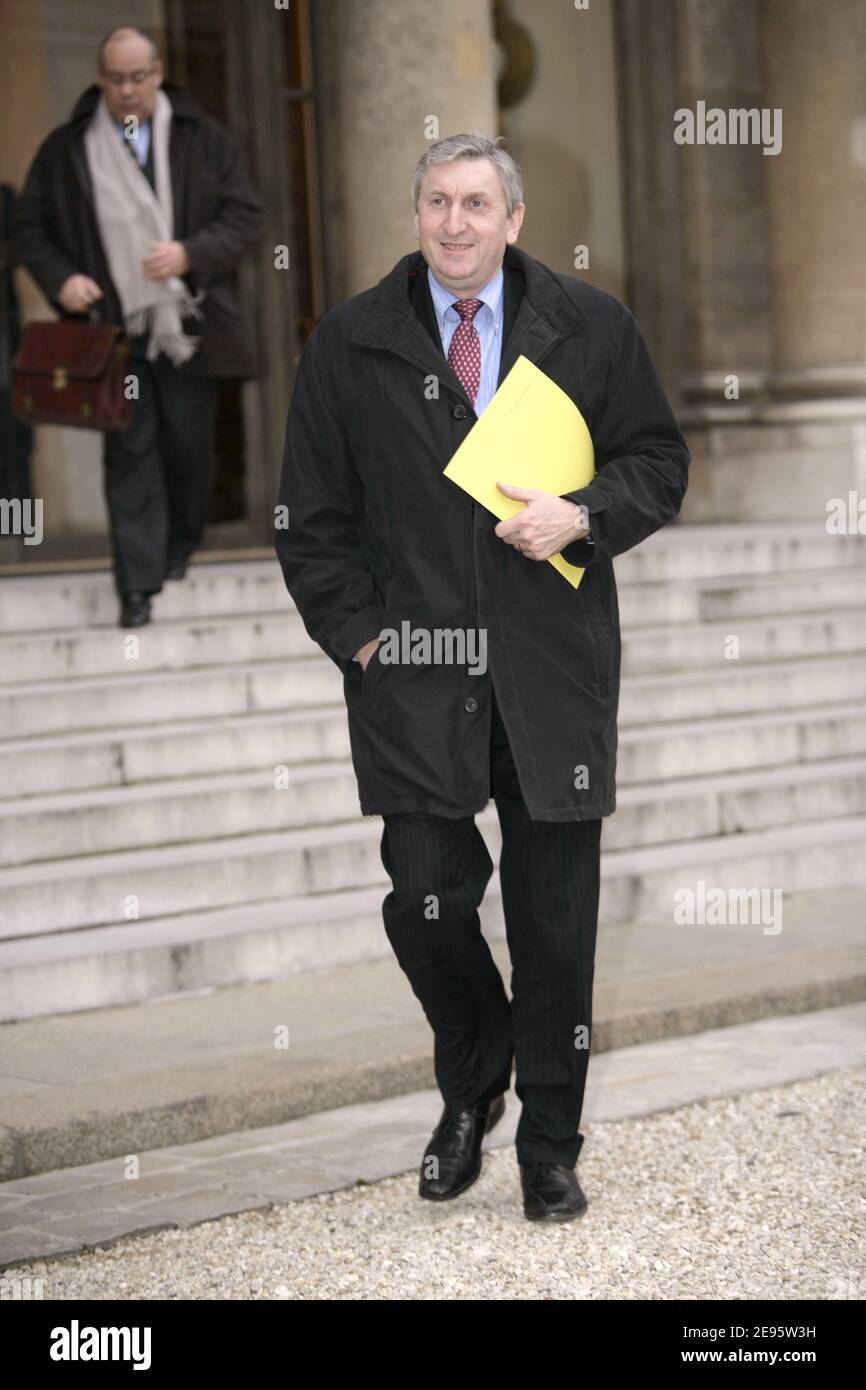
top-left (379, 682), bottom-right (603, 1167)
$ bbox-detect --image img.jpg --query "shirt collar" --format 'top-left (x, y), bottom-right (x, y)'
top-left (114, 116), bottom-right (151, 134)
top-left (427, 263), bottom-right (505, 335)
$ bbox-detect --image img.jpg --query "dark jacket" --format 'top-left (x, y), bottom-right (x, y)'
top-left (275, 243), bottom-right (690, 822)
top-left (12, 80), bottom-right (263, 379)
top-left (1, 184), bottom-right (33, 502)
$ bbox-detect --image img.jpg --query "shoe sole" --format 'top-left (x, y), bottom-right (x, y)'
top-left (524, 1201), bottom-right (588, 1223)
top-left (419, 1092), bottom-right (507, 1201)
top-left (419, 1165), bottom-right (482, 1202)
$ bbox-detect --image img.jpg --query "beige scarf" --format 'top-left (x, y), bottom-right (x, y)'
top-left (84, 88), bottom-right (203, 365)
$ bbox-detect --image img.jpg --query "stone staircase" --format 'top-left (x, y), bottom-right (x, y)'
top-left (1, 522), bottom-right (865, 1023)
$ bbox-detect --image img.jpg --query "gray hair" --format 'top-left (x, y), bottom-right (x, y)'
top-left (412, 132), bottom-right (523, 216)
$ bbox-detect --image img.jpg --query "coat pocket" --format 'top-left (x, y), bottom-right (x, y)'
top-left (202, 277), bottom-right (242, 318)
top-left (359, 641), bottom-right (383, 701)
top-left (579, 567), bottom-right (616, 696)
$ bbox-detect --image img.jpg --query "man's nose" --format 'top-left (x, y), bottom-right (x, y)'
top-left (443, 206), bottom-right (467, 235)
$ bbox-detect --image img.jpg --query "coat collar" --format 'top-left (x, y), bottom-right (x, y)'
top-left (66, 80), bottom-right (199, 210)
top-left (68, 79), bottom-right (201, 128)
top-left (350, 243), bottom-right (588, 407)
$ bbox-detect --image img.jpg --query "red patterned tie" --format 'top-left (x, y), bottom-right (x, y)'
top-left (447, 297), bottom-right (483, 406)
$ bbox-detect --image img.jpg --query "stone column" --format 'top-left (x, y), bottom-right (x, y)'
top-left (761, 0), bottom-right (866, 397)
top-left (681, 0), bottom-right (866, 520)
top-left (328, 0), bottom-right (498, 299)
top-left (617, 0), bottom-right (772, 513)
top-left (674, 0), bottom-right (772, 416)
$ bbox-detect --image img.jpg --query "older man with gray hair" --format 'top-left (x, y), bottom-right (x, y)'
top-left (276, 132), bottom-right (689, 1222)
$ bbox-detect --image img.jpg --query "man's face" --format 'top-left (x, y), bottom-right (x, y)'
top-left (98, 34), bottom-right (163, 123)
top-left (414, 158), bottom-right (525, 297)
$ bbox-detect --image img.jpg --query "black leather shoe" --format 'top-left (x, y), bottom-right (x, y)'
top-left (164, 560), bottom-right (187, 580)
top-left (419, 1092), bottom-right (506, 1200)
top-left (520, 1162), bottom-right (588, 1222)
top-left (119, 592), bottom-right (151, 628)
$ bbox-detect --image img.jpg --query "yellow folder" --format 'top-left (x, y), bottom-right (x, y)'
top-left (443, 354), bottom-right (595, 588)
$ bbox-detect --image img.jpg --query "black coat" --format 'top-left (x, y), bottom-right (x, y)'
top-left (276, 244), bottom-right (690, 821)
top-left (13, 80), bottom-right (263, 379)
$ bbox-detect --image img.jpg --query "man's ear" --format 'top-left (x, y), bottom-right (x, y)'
top-left (154, 59), bottom-right (164, 88)
top-left (506, 202), bottom-right (526, 244)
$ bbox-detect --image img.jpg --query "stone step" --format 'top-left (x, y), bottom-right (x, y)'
top-left (0, 706), bottom-right (349, 797)
top-left (2, 550), bottom-right (866, 635)
top-left (1, 601), bottom-right (865, 688)
top-left (603, 813), bottom-right (866, 922)
top-left (0, 609), bottom-right (311, 686)
top-left (0, 647), bottom-right (864, 743)
top-left (3, 698), bottom-right (865, 799)
top-left (2, 774), bottom-right (865, 936)
top-left (609, 523), bottom-right (866, 583)
top-left (620, 565), bottom-right (866, 625)
top-left (621, 652), bottom-right (866, 724)
top-left (621, 608), bottom-right (866, 676)
top-left (3, 752), bottom-right (865, 872)
top-left (1, 524), bottom-right (864, 632)
top-left (0, 822), bottom-right (863, 1022)
top-left (0, 658), bottom-right (344, 740)
top-left (0, 561), bottom-right (290, 633)
top-left (621, 700), bottom-right (866, 782)
top-left (0, 881), bottom-right (441, 1021)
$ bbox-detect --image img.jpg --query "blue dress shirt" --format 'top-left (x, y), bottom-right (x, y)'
top-left (115, 116), bottom-right (151, 166)
top-left (427, 265), bottom-right (504, 417)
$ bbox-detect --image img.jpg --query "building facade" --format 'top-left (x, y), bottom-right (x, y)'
top-left (1, 0), bottom-right (864, 566)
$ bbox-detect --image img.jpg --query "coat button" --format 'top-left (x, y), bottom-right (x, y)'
top-left (452, 404), bottom-right (467, 420)
top-left (464, 696), bottom-right (479, 713)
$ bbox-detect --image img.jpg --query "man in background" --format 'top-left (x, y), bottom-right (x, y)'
top-left (14, 25), bottom-right (263, 626)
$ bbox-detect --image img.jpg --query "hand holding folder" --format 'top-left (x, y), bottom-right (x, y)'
top-left (443, 354), bottom-right (596, 588)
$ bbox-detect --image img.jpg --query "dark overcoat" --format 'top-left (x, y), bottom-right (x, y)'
top-left (13, 80), bottom-right (263, 379)
top-left (276, 243), bottom-right (690, 821)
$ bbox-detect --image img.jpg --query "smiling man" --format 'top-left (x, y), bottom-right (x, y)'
top-left (276, 132), bottom-right (689, 1222)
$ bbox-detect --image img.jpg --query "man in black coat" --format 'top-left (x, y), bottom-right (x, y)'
top-left (14, 25), bottom-right (263, 626)
top-left (276, 133), bottom-right (689, 1221)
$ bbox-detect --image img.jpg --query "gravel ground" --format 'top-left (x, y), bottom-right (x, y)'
top-left (8, 1067), bottom-right (865, 1301)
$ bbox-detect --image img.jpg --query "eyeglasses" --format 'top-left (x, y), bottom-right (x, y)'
top-left (103, 66), bottom-right (157, 87)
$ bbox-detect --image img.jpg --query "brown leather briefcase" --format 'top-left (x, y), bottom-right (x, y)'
top-left (11, 319), bottom-right (132, 431)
